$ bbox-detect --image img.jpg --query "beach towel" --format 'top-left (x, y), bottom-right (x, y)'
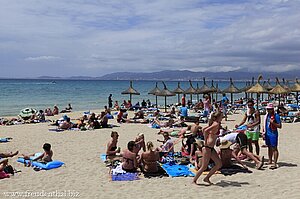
top-left (161, 163), bottom-right (194, 177)
top-left (111, 163), bottom-right (139, 181)
top-left (17, 153), bottom-right (64, 170)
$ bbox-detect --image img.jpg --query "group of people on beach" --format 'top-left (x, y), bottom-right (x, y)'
top-left (104, 96), bottom-right (282, 185)
top-left (1, 92), bottom-right (284, 184)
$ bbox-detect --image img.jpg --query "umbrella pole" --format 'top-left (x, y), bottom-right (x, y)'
top-left (165, 96), bottom-right (167, 113)
top-left (156, 95), bottom-right (158, 108)
top-left (130, 94), bottom-right (132, 103)
top-left (178, 94), bottom-right (180, 104)
top-left (256, 93), bottom-right (259, 109)
top-left (297, 92), bottom-right (299, 105)
top-left (231, 93), bottom-right (233, 104)
top-left (197, 94), bottom-right (199, 102)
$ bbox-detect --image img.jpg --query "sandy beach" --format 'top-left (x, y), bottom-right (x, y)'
top-left (1, 110), bottom-right (300, 199)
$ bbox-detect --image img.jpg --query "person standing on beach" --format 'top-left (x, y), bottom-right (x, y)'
top-left (235, 99), bottom-right (261, 155)
top-left (108, 94), bottom-right (113, 109)
top-left (193, 111), bottom-right (223, 185)
top-left (203, 94), bottom-right (212, 116)
top-left (182, 94), bottom-right (186, 107)
top-left (263, 103), bottom-right (282, 169)
top-left (221, 93), bottom-right (229, 121)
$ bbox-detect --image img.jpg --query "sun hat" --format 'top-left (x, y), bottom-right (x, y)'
top-left (266, 103), bottom-right (274, 109)
top-left (219, 140), bottom-right (232, 149)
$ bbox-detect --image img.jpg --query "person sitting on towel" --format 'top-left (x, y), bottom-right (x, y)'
top-left (22, 143), bottom-right (53, 166)
top-left (121, 141), bottom-right (138, 172)
top-left (140, 141), bottom-right (160, 173)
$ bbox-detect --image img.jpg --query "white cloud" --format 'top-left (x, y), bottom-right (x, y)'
top-left (25, 56), bottom-right (61, 61)
top-left (0, 0), bottom-right (300, 77)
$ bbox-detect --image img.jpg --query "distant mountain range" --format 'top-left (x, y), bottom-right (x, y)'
top-left (33, 69), bottom-right (300, 81)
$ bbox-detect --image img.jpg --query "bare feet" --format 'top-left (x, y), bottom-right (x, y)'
top-left (203, 177), bottom-right (213, 185)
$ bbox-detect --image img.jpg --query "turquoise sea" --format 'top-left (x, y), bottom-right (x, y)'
top-left (0, 79), bottom-right (250, 117)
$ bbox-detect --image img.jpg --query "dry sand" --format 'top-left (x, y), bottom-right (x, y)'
top-left (1, 110), bottom-right (300, 199)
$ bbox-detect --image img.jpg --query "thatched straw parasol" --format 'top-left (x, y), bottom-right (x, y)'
top-left (148, 82), bottom-right (161, 108)
top-left (173, 82), bottom-right (185, 104)
top-left (156, 81), bottom-right (175, 112)
top-left (121, 81), bottom-right (140, 102)
top-left (247, 75), bottom-right (268, 108)
top-left (184, 80), bottom-right (197, 102)
top-left (282, 78), bottom-right (291, 93)
top-left (269, 77), bottom-right (289, 105)
top-left (291, 78), bottom-right (300, 105)
top-left (198, 77), bottom-right (213, 94)
top-left (210, 80), bottom-right (218, 101)
top-left (223, 78), bottom-right (240, 103)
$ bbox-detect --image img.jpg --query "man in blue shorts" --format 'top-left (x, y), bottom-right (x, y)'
top-left (264, 103), bottom-right (282, 169)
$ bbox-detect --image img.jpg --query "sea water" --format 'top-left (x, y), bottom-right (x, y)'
top-left (0, 79), bottom-right (251, 117)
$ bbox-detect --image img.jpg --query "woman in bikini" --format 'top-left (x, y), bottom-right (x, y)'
top-left (140, 141), bottom-right (160, 173)
top-left (106, 131), bottom-right (121, 158)
top-left (121, 141), bottom-right (138, 172)
top-left (193, 111), bottom-right (223, 185)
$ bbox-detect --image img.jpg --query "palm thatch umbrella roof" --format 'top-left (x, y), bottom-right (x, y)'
top-left (282, 78), bottom-right (291, 92)
top-left (184, 80), bottom-right (197, 94)
top-left (291, 79), bottom-right (300, 92)
top-left (210, 80), bottom-right (218, 93)
top-left (291, 78), bottom-right (300, 105)
top-left (246, 75), bottom-right (268, 108)
top-left (198, 77), bottom-right (213, 94)
top-left (223, 78), bottom-right (240, 93)
top-left (223, 78), bottom-right (240, 103)
top-left (156, 82), bottom-right (175, 112)
top-left (148, 82), bottom-right (161, 95)
top-left (173, 82), bottom-right (185, 104)
top-left (148, 82), bottom-right (161, 108)
top-left (269, 78), bottom-right (289, 95)
top-left (173, 82), bottom-right (185, 94)
top-left (121, 81), bottom-right (140, 102)
top-left (246, 75), bottom-right (268, 93)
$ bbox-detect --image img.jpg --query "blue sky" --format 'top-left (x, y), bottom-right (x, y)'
top-left (0, 0), bottom-right (299, 78)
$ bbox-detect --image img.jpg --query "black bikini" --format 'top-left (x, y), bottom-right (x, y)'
top-left (204, 145), bottom-right (215, 151)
